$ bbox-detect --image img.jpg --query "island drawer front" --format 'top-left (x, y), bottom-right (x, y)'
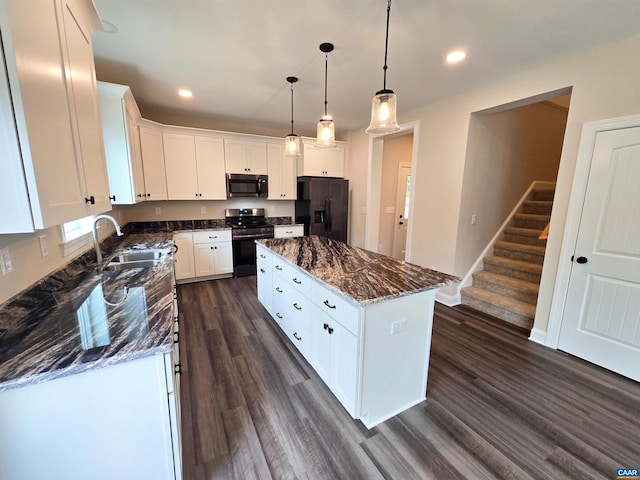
top-left (192, 229), bottom-right (232, 244)
top-left (272, 291), bottom-right (290, 333)
top-left (311, 283), bottom-right (360, 336)
top-left (278, 261), bottom-right (312, 297)
top-left (287, 325), bottom-right (310, 362)
top-left (284, 295), bottom-right (311, 332)
top-left (256, 244), bottom-right (273, 266)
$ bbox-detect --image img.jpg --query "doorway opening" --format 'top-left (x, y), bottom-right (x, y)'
top-left (365, 123), bottom-right (419, 261)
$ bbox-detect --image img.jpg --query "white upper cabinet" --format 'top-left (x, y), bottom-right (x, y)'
top-left (139, 122), bottom-right (168, 201)
top-left (163, 131), bottom-right (226, 200)
top-left (298, 142), bottom-right (346, 178)
top-left (97, 81), bottom-right (147, 205)
top-left (194, 136), bottom-right (226, 199)
top-left (224, 138), bottom-right (267, 175)
top-left (0, 0), bottom-right (110, 232)
top-left (267, 143), bottom-right (297, 200)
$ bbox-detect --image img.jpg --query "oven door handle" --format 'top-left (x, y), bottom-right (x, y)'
top-left (232, 233), bottom-right (274, 240)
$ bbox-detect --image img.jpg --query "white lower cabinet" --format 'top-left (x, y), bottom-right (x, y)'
top-left (256, 243), bottom-right (437, 428)
top-left (173, 230), bottom-right (233, 282)
top-left (0, 352), bottom-right (181, 480)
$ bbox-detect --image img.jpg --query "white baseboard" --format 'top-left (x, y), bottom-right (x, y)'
top-left (435, 291), bottom-right (461, 307)
top-left (528, 328), bottom-right (547, 345)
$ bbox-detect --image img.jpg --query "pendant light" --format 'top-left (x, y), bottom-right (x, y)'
top-left (316, 42), bottom-right (336, 148)
top-left (284, 76), bottom-right (301, 157)
top-left (366, 0), bottom-right (400, 135)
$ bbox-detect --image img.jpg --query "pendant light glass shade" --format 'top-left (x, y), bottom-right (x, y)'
top-left (316, 43), bottom-right (336, 148)
top-left (285, 134), bottom-right (300, 157)
top-left (316, 115), bottom-right (335, 148)
top-left (284, 76), bottom-right (301, 157)
top-left (366, 89), bottom-right (399, 134)
top-left (366, 0), bottom-right (401, 135)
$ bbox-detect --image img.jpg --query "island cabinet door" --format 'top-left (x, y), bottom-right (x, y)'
top-left (311, 304), bottom-right (359, 417)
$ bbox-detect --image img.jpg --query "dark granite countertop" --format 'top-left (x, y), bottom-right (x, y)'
top-left (125, 216), bottom-right (296, 233)
top-left (258, 235), bottom-right (459, 306)
top-left (0, 233), bottom-right (175, 392)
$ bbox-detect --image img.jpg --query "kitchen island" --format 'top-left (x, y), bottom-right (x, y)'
top-left (256, 235), bottom-right (458, 428)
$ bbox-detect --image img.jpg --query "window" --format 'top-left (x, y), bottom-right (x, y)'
top-left (61, 215), bottom-right (94, 256)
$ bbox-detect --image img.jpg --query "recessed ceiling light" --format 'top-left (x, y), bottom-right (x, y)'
top-left (178, 89), bottom-right (193, 98)
top-left (446, 50), bottom-right (466, 63)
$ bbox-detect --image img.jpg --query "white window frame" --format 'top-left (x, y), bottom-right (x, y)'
top-left (61, 215), bottom-right (95, 257)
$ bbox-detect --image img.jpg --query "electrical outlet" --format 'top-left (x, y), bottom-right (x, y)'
top-left (39, 235), bottom-right (49, 258)
top-left (0, 248), bottom-right (13, 276)
top-left (391, 319), bottom-right (407, 335)
top-left (471, 214), bottom-right (477, 225)
top-left (155, 207), bottom-right (161, 215)
top-left (200, 207), bottom-right (206, 214)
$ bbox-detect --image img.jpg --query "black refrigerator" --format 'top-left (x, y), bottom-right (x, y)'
top-left (295, 176), bottom-right (349, 242)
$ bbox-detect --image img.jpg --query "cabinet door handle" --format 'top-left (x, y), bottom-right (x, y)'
top-left (174, 363), bottom-right (181, 374)
top-left (259, 254), bottom-right (266, 259)
top-left (173, 243), bottom-right (179, 254)
top-left (260, 268), bottom-right (266, 274)
top-left (292, 278), bottom-right (302, 284)
top-left (276, 312), bottom-right (283, 319)
top-left (147, 193), bottom-right (151, 197)
top-left (174, 332), bottom-right (179, 344)
top-left (328, 327), bottom-right (334, 335)
top-left (85, 196), bottom-right (95, 205)
top-left (275, 265), bottom-right (283, 271)
top-left (293, 332), bottom-right (302, 341)
top-left (323, 323), bottom-right (329, 331)
top-left (276, 287), bottom-right (283, 293)
top-left (109, 195), bottom-right (116, 202)
top-left (323, 299), bottom-right (336, 309)
top-left (293, 303), bottom-right (302, 310)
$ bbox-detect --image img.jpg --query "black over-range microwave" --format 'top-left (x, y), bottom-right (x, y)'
top-left (226, 174), bottom-right (268, 198)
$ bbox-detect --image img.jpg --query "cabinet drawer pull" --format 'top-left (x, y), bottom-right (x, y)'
top-left (293, 332), bottom-right (302, 341)
top-left (276, 312), bottom-right (283, 319)
top-left (276, 287), bottom-right (283, 293)
top-left (260, 268), bottom-right (266, 274)
top-left (293, 303), bottom-right (302, 310)
top-left (259, 254), bottom-right (266, 259)
top-left (209, 236), bottom-right (218, 239)
top-left (275, 265), bottom-right (283, 271)
top-left (85, 195), bottom-right (95, 205)
top-left (292, 278), bottom-right (302, 284)
top-left (328, 327), bottom-right (334, 335)
top-left (323, 299), bottom-right (336, 309)
top-left (286, 230), bottom-right (293, 234)
top-left (323, 323), bottom-right (329, 331)
top-left (109, 195), bottom-right (116, 202)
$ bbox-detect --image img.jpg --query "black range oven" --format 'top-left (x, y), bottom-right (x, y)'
top-left (225, 208), bottom-right (274, 277)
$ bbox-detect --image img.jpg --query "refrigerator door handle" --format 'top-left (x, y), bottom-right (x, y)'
top-left (324, 197), bottom-right (329, 232)
top-left (327, 196), bottom-right (333, 232)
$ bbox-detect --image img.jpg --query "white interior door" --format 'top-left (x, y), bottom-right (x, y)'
top-left (558, 126), bottom-right (640, 381)
top-left (392, 165), bottom-right (411, 260)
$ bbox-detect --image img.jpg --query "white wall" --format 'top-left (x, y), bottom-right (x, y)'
top-left (346, 31), bottom-right (640, 337)
top-left (123, 199), bottom-right (294, 223)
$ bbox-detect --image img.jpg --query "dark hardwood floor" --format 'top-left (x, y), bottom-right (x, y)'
top-left (177, 276), bottom-right (640, 480)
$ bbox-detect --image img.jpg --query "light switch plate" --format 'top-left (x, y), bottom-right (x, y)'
top-left (391, 319), bottom-right (407, 335)
top-left (0, 248), bottom-right (12, 276)
top-left (39, 235), bottom-right (49, 258)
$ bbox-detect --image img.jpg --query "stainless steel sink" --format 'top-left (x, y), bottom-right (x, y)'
top-left (108, 250), bottom-right (164, 263)
top-left (103, 259), bottom-right (163, 271)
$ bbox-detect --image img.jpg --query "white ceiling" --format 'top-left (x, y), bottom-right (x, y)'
top-left (92, 0), bottom-right (640, 137)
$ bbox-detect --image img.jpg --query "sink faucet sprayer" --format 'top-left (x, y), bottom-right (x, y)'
top-left (93, 214), bottom-right (123, 265)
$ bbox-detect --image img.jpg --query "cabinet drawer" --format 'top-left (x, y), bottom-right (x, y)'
top-left (287, 325), bottom-right (310, 362)
top-left (274, 225), bottom-right (304, 239)
top-left (284, 295), bottom-right (311, 332)
top-left (311, 282), bottom-right (361, 336)
top-left (279, 261), bottom-right (312, 297)
top-left (256, 244), bottom-right (273, 266)
top-left (192, 229), bottom-right (231, 244)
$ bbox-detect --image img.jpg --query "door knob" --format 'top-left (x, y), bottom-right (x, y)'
top-left (576, 256), bottom-right (588, 264)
